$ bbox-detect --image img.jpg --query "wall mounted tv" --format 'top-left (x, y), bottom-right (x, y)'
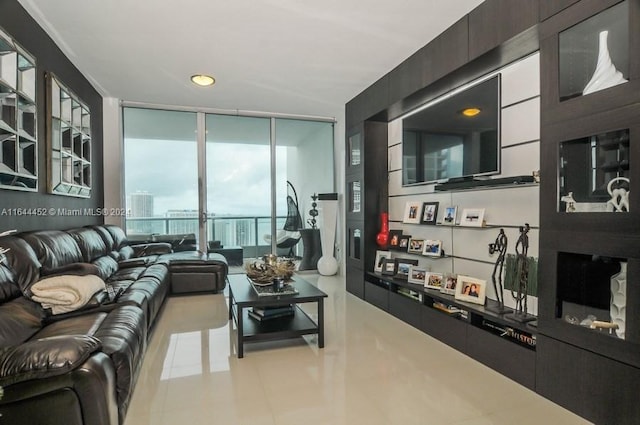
top-left (402, 74), bottom-right (501, 186)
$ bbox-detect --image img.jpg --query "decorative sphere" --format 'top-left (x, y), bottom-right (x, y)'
top-left (317, 255), bottom-right (338, 276)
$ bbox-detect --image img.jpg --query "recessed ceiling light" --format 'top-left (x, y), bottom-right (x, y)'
top-left (191, 74), bottom-right (215, 87)
top-left (461, 108), bottom-right (481, 117)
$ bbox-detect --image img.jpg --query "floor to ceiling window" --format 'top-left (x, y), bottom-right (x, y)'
top-left (123, 106), bottom-right (334, 262)
top-left (123, 108), bottom-right (199, 241)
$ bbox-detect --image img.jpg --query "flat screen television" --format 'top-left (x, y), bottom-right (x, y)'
top-left (402, 74), bottom-right (501, 186)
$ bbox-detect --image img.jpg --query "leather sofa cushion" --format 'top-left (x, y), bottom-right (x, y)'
top-left (0, 236), bottom-right (41, 294)
top-left (92, 256), bottom-right (119, 281)
top-left (67, 228), bottom-right (108, 262)
top-left (103, 225), bottom-right (128, 251)
top-left (90, 225), bottom-right (116, 251)
top-left (0, 297), bottom-right (44, 347)
top-left (93, 306), bottom-right (147, 414)
top-left (0, 335), bottom-right (101, 387)
top-left (20, 231), bottom-right (83, 276)
top-left (33, 312), bottom-right (107, 340)
top-left (0, 263), bottom-right (21, 303)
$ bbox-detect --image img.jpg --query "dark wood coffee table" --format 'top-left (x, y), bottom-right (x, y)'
top-left (228, 274), bottom-right (328, 358)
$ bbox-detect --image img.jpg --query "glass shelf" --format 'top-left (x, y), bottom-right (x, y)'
top-left (559, 1), bottom-right (629, 101)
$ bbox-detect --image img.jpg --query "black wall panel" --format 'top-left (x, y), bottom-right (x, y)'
top-left (0, 0), bottom-right (104, 231)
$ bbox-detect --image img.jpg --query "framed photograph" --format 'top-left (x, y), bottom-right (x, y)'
top-left (442, 206), bottom-right (458, 226)
top-left (425, 272), bottom-right (443, 290)
top-left (441, 273), bottom-right (457, 295)
top-left (398, 235), bottom-right (411, 252)
top-left (422, 239), bottom-right (442, 257)
top-left (421, 202), bottom-right (439, 225)
top-left (408, 266), bottom-right (428, 285)
top-left (381, 258), bottom-right (396, 275)
top-left (389, 230), bottom-right (403, 250)
top-left (374, 250), bottom-right (392, 273)
top-left (403, 201), bottom-right (422, 224)
top-left (407, 238), bottom-right (424, 254)
top-left (455, 275), bottom-right (487, 305)
top-left (395, 258), bottom-right (418, 279)
top-left (460, 208), bottom-right (486, 227)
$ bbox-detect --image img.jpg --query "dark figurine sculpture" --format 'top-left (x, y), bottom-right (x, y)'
top-left (506, 223), bottom-right (535, 323)
top-left (488, 228), bottom-right (509, 314)
top-left (307, 193), bottom-right (318, 229)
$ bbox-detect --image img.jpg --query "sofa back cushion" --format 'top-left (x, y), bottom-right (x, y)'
top-left (0, 263), bottom-right (20, 303)
top-left (91, 225), bottom-right (116, 252)
top-left (103, 225), bottom-right (128, 251)
top-left (20, 231), bottom-right (83, 275)
top-left (0, 236), bottom-right (41, 295)
top-left (66, 228), bottom-right (108, 262)
top-left (0, 297), bottom-right (44, 347)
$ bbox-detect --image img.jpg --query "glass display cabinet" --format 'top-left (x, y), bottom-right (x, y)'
top-left (0, 26), bottom-right (37, 191)
top-left (558, 0), bottom-right (629, 101)
top-left (46, 73), bottom-right (92, 197)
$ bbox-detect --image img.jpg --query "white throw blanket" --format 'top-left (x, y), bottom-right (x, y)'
top-left (31, 274), bottom-right (106, 315)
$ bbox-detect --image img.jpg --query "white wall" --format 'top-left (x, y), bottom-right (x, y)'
top-left (386, 53), bottom-right (540, 314)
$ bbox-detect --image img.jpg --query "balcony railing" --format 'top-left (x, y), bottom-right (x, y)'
top-left (125, 215), bottom-right (289, 259)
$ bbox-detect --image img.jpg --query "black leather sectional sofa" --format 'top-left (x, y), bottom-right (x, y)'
top-left (0, 224), bottom-right (228, 425)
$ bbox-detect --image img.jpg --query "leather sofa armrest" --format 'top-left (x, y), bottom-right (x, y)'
top-left (130, 242), bottom-right (172, 257)
top-left (0, 335), bottom-right (102, 387)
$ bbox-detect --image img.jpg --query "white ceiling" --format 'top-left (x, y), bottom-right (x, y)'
top-left (18, 0), bottom-right (484, 120)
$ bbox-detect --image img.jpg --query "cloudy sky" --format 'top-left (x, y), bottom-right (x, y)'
top-left (124, 139), bottom-right (288, 217)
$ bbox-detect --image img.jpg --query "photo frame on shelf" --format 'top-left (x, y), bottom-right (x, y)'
top-left (395, 258), bottom-right (418, 280)
top-left (403, 201), bottom-right (422, 224)
top-left (389, 230), bottom-right (402, 250)
top-left (441, 273), bottom-right (457, 295)
top-left (455, 275), bottom-right (487, 305)
top-left (381, 258), bottom-right (396, 275)
top-left (374, 250), bottom-right (392, 273)
top-left (407, 238), bottom-right (424, 254)
top-left (422, 239), bottom-right (442, 257)
top-left (425, 272), bottom-right (443, 290)
top-left (408, 266), bottom-right (428, 285)
top-left (421, 202), bottom-right (439, 225)
top-left (460, 208), bottom-right (485, 227)
top-left (442, 206), bottom-right (458, 226)
top-left (398, 235), bottom-right (411, 252)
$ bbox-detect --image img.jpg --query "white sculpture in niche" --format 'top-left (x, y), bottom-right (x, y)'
top-left (610, 261), bottom-right (626, 339)
top-left (583, 30), bottom-right (628, 95)
top-left (560, 192), bottom-right (576, 212)
top-left (606, 177), bottom-right (629, 212)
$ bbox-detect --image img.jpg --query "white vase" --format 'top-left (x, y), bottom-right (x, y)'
top-left (583, 30), bottom-right (628, 95)
top-left (610, 261), bottom-right (626, 339)
top-left (317, 197), bottom-right (338, 276)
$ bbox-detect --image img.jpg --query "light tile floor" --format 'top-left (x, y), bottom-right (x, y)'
top-left (124, 274), bottom-right (592, 425)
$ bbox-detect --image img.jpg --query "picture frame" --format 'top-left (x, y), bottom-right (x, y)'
top-left (460, 208), bottom-right (486, 227)
top-left (422, 239), bottom-right (442, 257)
top-left (442, 205), bottom-right (458, 226)
top-left (455, 275), bottom-right (487, 305)
top-left (394, 258), bottom-right (418, 280)
top-left (374, 250), bottom-right (392, 273)
top-left (408, 266), bottom-right (428, 285)
top-left (421, 202), bottom-right (439, 225)
top-left (425, 272), bottom-right (443, 290)
top-left (389, 230), bottom-right (403, 250)
top-left (381, 258), bottom-right (397, 275)
top-left (403, 201), bottom-right (422, 224)
top-left (398, 235), bottom-right (411, 252)
top-left (441, 273), bottom-right (457, 295)
top-left (407, 238), bottom-right (424, 254)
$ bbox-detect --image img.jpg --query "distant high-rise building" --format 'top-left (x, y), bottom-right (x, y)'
top-left (128, 191), bottom-right (154, 234)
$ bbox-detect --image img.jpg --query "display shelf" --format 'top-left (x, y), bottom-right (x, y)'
top-left (46, 73), bottom-right (91, 198)
top-left (0, 26), bottom-right (36, 192)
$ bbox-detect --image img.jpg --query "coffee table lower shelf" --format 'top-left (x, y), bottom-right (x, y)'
top-left (227, 275), bottom-right (327, 358)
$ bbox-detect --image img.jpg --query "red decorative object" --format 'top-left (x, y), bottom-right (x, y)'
top-left (376, 212), bottom-right (390, 248)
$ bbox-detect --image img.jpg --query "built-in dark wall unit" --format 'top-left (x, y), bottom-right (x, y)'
top-left (345, 1), bottom-right (639, 424)
top-left (0, 0), bottom-right (103, 231)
